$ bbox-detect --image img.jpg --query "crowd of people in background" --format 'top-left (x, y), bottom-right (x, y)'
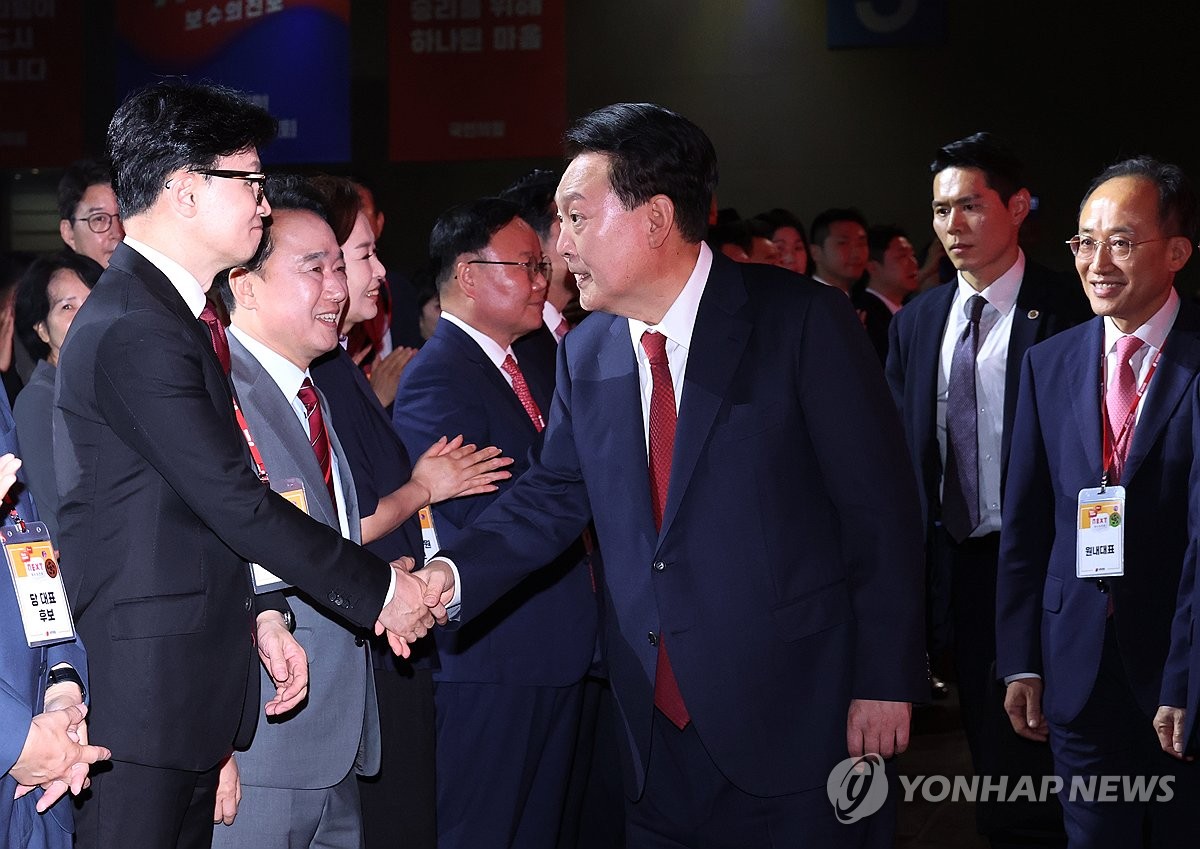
top-left (4, 79), bottom-right (1200, 849)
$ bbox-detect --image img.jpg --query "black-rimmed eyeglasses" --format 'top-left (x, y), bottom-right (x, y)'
top-left (182, 168), bottom-right (268, 204)
top-left (69, 212), bottom-right (120, 234)
top-left (467, 258), bottom-right (552, 282)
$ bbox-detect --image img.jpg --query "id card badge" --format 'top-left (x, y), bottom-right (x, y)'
top-left (1076, 486), bottom-right (1125, 579)
top-left (3, 519), bottom-right (76, 646)
top-left (250, 478), bottom-right (309, 594)
top-left (418, 506), bottom-right (440, 566)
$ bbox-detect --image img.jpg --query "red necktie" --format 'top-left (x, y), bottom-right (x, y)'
top-left (1105, 334), bottom-right (1144, 485)
top-left (199, 303), bottom-right (231, 375)
top-left (501, 354), bottom-right (545, 432)
top-left (297, 378), bottom-right (337, 506)
top-left (641, 330), bottom-right (690, 730)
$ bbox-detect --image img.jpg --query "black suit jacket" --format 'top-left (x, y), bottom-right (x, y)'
top-left (851, 286), bottom-right (896, 365)
top-left (886, 262), bottom-right (1091, 534)
top-left (53, 243), bottom-right (392, 771)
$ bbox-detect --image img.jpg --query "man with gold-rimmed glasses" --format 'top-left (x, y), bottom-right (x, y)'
top-left (997, 156), bottom-right (1200, 848)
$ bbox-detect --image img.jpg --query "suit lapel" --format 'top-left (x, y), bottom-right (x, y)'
top-left (1004, 271), bottom-right (1058, 472)
top-left (660, 258), bottom-right (752, 537)
top-left (912, 284), bottom-right (956, 495)
top-left (1069, 319), bottom-right (1106, 477)
top-left (229, 335), bottom-right (338, 527)
top-left (440, 321), bottom-right (543, 435)
top-left (1123, 301), bottom-right (1200, 483)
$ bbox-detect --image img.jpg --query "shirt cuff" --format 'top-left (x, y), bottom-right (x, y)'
top-left (429, 556), bottom-right (463, 620)
top-left (1003, 672), bottom-right (1042, 685)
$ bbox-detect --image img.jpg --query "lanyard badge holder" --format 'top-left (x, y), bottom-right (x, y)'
top-left (3, 510), bottom-right (76, 646)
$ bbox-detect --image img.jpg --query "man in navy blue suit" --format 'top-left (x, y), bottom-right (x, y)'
top-left (2, 397), bottom-right (110, 848)
top-left (997, 157), bottom-right (1200, 848)
top-left (393, 197), bottom-right (598, 849)
top-left (413, 103), bottom-right (926, 846)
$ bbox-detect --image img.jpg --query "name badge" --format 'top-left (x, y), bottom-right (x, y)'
top-left (250, 478), bottom-right (308, 594)
top-left (3, 521), bottom-right (76, 647)
top-left (418, 505), bottom-right (440, 566)
top-left (1076, 486), bottom-right (1125, 578)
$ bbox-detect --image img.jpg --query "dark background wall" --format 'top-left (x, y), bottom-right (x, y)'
top-left (6, 0), bottom-right (1200, 288)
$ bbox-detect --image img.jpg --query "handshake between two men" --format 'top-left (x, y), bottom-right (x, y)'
top-left (374, 558), bottom-right (458, 657)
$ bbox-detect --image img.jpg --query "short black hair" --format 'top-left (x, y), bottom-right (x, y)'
top-left (428, 197), bottom-right (522, 291)
top-left (930, 132), bottom-right (1024, 204)
top-left (1081, 156), bottom-right (1199, 244)
top-left (811, 208), bottom-right (868, 247)
top-left (563, 103), bottom-right (717, 243)
top-left (757, 208), bottom-right (810, 253)
top-left (308, 175), bottom-right (363, 245)
top-left (867, 225), bottom-right (910, 263)
top-left (500, 168), bottom-right (559, 242)
top-left (15, 250), bottom-right (103, 360)
top-left (215, 174), bottom-right (329, 312)
top-left (107, 80), bottom-right (277, 218)
top-left (57, 157), bottom-right (114, 221)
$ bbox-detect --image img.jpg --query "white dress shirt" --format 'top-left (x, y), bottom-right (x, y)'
top-left (543, 300), bottom-right (569, 344)
top-left (124, 236), bottom-right (208, 318)
top-left (936, 251), bottom-right (1025, 538)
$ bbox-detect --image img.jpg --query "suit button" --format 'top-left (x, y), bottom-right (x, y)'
top-left (647, 631), bottom-right (658, 647)
top-left (328, 591), bottom-right (338, 603)
top-left (355, 637), bottom-right (366, 647)
top-left (652, 561), bottom-right (666, 572)
top-left (243, 597), bottom-right (252, 611)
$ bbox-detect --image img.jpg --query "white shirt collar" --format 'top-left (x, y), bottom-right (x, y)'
top-left (440, 310), bottom-right (516, 370)
top-left (542, 300), bottom-right (566, 333)
top-left (627, 242), bottom-right (712, 352)
top-left (227, 324), bottom-right (311, 402)
top-left (123, 236), bottom-right (208, 318)
top-left (954, 249), bottom-right (1024, 318)
top-left (1102, 287), bottom-right (1180, 355)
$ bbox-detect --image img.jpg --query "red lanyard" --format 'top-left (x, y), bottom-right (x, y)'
top-left (231, 390), bottom-right (271, 485)
top-left (1099, 347), bottom-right (1160, 485)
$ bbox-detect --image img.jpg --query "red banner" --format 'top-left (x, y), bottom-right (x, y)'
top-left (389, 0), bottom-right (565, 162)
top-left (0, 0), bottom-right (84, 167)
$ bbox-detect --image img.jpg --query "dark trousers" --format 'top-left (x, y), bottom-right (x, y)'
top-left (75, 759), bottom-right (220, 849)
top-left (556, 675), bottom-right (625, 849)
top-left (435, 679), bottom-right (585, 849)
top-left (936, 528), bottom-right (1065, 845)
top-left (1049, 621), bottom-right (1200, 849)
top-left (625, 710), bottom-right (893, 849)
top-left (358, 665), bottom-right (437, 849)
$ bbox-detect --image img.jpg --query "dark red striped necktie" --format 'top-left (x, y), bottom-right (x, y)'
top-left (297, 378), bottom-right (336, 506)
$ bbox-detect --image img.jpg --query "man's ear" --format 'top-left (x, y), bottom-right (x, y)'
top-left (59, 219), bottom-right (77, 251)
top-left (227, 266), bottom-right (257, 312)
top-left (454, 258), bottom-right (478, 300)
top-left (164, 172), bottom-right (200, 219)
top-left (1167, 235), bottom-right (1194, 273)
top-left (646, 195), bottom-right (676, 249)
top-left (1008, 188), bottom-right (1032, 228)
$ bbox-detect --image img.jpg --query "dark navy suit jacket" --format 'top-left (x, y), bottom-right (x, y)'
top-left (997, 302), bottom-right (1200, 725)
top-left (393, 318), bottom-right (597, 687)
top-left (443, 253), bottom-right (926, 798)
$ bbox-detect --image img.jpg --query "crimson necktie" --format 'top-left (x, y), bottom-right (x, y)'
top-left (1105, 334), bottom-right (1144, 485)
top-left (297, 378), bottom-right (336, 506)
top-left (199, 302), bottom-right (231, 376)
top-left (641, 330), bottom-right (690, 730)
top-left (942, 294), bottom-right (986, 543)
top-left (501, 354), bottom-right (545, 432)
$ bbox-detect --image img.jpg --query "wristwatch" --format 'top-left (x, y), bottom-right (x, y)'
top-left (46, 666), bottom-right (87, 704)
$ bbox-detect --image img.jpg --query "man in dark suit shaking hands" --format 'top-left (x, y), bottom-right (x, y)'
top-left (415, 103), bottom-right (926, 846)
top-left (53, 81), bottom-right (439, 849)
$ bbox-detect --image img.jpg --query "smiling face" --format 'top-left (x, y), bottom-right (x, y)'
top-left (931, 166), bottom-right (1028, 289)
top-left (340, 211), bottom-right (387, 331)
top-left (60, 182), bottom-right (124, 267)
top-left (37, 268), bottom-right (92, 365)
top-left (233, 208), bottom-right (348, 369)
top-left (1075, 175), bottom-right (1192, 332)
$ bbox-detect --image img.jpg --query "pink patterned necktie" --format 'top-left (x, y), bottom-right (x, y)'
top-left (641, 330), bottom-right (690, 730)
top-left (1105, 334), bottom-right (1144, 484)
